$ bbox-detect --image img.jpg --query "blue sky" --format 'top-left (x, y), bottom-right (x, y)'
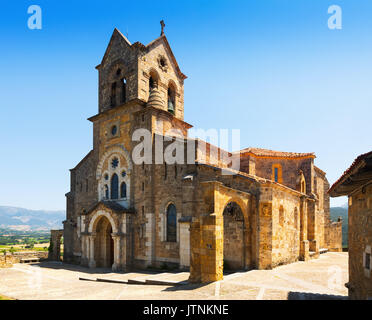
top-left (1, 0), bottom-right (371, 210)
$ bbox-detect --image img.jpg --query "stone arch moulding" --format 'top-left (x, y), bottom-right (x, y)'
top-left (88, 210), bottom-right (118, 234)
top-left (148, 67), bottom-right (161, 83)
top-left (220, 196), bottom-right (250, 226)
top-left (96, 144), bottom-right (133, 180)
top-left (106, 59), bottom-right (128, 82)
top-left (168, 79), bottom-right (178, 94)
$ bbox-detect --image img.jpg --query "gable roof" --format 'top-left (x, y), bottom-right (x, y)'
top-left (145, 34), bottom-right (187, 80)
top-left (239, 147), bottom-right (315, 159)
top-left (96, 29), bottom-right (187, 80)
top-left (329, 151), bottom-right (372, 197)
top-left (83, 201), bottom-right (135, 216)
top-left (96, 28), bottom-right (132, 69)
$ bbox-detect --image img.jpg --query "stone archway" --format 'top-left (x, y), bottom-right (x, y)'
top-left (94, 216), bottom-right (114, 268)
top-left (223, 202), bottom-right (245, 271)
top-left (86, 210), bottom-right (120, 270)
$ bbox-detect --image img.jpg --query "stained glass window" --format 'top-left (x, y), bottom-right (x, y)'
top-left (121, 170), bottom-right (126, 178)
top-left (166, 204), bottom-right (177, 242)
top-left (110, 174), bottom-right (119, 199)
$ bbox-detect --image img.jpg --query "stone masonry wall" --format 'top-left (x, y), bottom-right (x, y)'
top-left (348, 184), bottom-right (372, 299)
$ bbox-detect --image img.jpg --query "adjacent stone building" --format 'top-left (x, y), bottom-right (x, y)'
top-left (329, 151), bottom-right (372, 299)
top-left (62, 25), bottom-right (342, 283)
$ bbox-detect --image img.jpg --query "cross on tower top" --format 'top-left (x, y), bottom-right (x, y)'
top-left (160, 20), bottom-right (165, 36)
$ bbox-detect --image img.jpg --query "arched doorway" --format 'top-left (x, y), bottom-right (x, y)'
top-left (223, 202), bottom-right (245, 271)
top-left (94, 216), bottom-right (114, 268)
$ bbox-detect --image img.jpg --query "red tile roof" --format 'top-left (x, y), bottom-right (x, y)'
top-left (239, 147), bottom-right (315, 159)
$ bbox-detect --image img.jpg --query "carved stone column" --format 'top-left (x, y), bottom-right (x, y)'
top-left (88, 233), bottom-right (96, 268)
top-left (111, 233), bottom-right (121, 271)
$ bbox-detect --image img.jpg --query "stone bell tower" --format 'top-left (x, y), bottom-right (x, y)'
top-left (95, 22), bottom-right (187, 120)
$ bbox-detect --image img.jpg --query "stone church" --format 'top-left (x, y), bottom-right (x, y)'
top-left (62, 24), bottom-right (342, 283)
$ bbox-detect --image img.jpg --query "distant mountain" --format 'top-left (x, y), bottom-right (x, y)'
top-left (330, 206), bottom-right (348, 247)
top-left (0, 206), bottom-right (65, 231)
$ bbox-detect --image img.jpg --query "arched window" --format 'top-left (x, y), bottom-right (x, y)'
top-left (149, 70), bottom-right (159, 94)
top-left (166, 204), bottom-right (177, 242)
top-left (120, 78), bottom-right (126, 103)
top-left (111, 82), bottom-right (117, 107)
top-left (120, 182), bottom-right (127, 199)
top-left (167, 86), bottom-right (175, 114)
top-left (274, 167), bottom-right (279, 182)
top-left (149, 76), bottom-right (155, 92)
top-left (110, 174), bottom-right (119, 199)
top-left (104, 185), bottom-right (109, 199)
top-left (272, 164), bottom-right (282, 184)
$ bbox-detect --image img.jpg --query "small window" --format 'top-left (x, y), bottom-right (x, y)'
top-left (121, 170), bottom-right (126, 178)
top-left (120, 182), bottom-right (127, 198)
top-left (160, 57), bottom-right (166, 68)
top-left (366, 253), bottom-right (371, 270)
top-left (111, 157), bottom-right (119, 169)
top-left (110, 174), bottom-right (119, 199)
top-left (274, 167), bottom-right (279, 182)
top-left (166, 204), bottom-right (177, 242)
top-left (272, 164), bottom-right (282, 183)
top-left (111, 125), bottom-right (117, 136)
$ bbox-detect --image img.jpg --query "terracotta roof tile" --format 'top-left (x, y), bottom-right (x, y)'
top-left (239, 147), bottom-right (315, 159)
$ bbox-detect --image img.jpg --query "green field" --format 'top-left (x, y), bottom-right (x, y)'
top-left (0, 228), bottom-right (53, 253)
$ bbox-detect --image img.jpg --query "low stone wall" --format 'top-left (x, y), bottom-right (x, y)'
top-left (0, 251), bottom-right (48, 267)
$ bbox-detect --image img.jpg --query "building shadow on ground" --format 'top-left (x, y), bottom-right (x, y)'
top-left (28, 261), bottom-right (189, 277)
top-left (287, 291), bottom-right (348, 300)
top-left (162, 282), bottom-right (210, 292)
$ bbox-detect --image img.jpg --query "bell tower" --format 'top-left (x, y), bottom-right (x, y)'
top-left (95, 23), bottom-right (187, 120)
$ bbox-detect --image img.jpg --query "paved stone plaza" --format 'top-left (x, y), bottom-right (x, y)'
top-left (0, 252), bottom-right (348, 300)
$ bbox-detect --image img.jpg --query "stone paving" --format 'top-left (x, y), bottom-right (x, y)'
top-left (0, 252), bottom-right (348, 300)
